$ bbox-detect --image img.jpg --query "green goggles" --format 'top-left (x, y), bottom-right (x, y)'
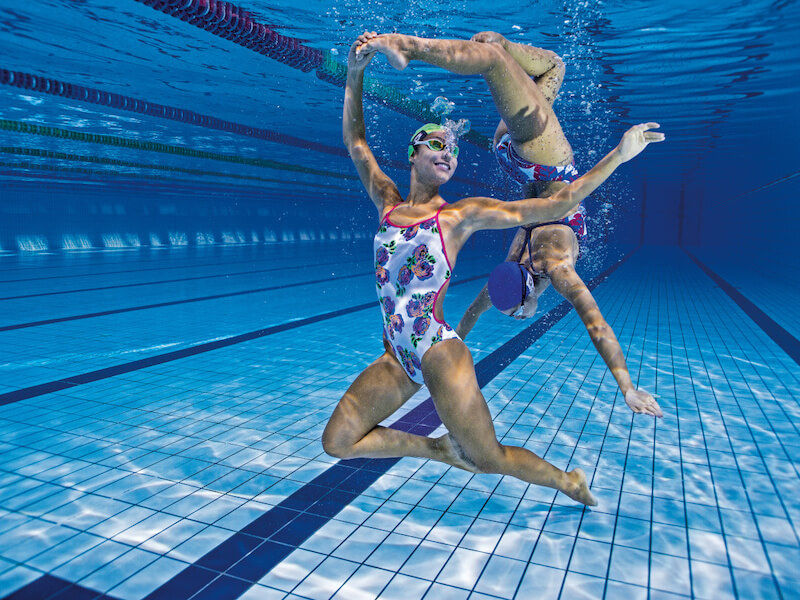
top-left (412, 138), bottom-right (459, 158)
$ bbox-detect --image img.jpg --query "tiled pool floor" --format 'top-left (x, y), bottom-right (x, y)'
top-left (0, 244), bottom-right (797, 599)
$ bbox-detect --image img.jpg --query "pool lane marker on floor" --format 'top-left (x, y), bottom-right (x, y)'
top-left (0, 271), bottom-right (372, 333)
top-left (684, 249), bottom-right (800, 366)
top-left (0, 256), bottom-right (361, 301)
top-left (1, 250), bottom-right (636, 600)
top-left (0, 273), bottom-right (488, 406)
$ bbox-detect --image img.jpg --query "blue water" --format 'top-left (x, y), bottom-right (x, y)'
top-left (0, 1), bottom-right (799, 599)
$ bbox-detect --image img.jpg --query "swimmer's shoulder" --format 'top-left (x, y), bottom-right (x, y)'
top-left (444, 195), bottom-right (506, 219)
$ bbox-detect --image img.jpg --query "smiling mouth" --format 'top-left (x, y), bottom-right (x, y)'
top-left (434, 161), bottom-right (450, 171)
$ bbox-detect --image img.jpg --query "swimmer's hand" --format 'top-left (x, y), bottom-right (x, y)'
top-left (625, 389), bottom-right (663, 418)
top-left (615, 123), bottom-right (665, 163)
top-left (349, 31), bottom-right (379, 71)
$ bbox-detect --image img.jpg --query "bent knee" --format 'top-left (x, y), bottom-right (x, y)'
top-left (321, 433), bottom-right (355, 460)
top-left (469, 444), bottom-right (508, 474)
top-left (321, 415), bottom-right (358, 460)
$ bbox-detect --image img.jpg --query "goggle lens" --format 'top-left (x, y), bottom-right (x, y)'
top-left (415, 139), bottom-right (459, 158)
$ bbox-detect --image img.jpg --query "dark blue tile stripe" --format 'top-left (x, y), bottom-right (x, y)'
top-left (0, 256), bottom-right (353, 301)
top-left (141, 248), bottom-right (638, 600)
top-left (0, 274), bottom-right (488, 406)
top-left (0, 271), bottom-right (371, 332)
top-left (2, 574), bottom-right (118, 599)
top-left (3, 250), bottom-right (635, 600)
top-left (685, 249), bottom-right (800, 365)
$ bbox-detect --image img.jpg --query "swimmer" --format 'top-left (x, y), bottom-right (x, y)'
top-left (360, 31), bottom-right (663, 418)
top-left (321, 31), bottom-right (664, 507)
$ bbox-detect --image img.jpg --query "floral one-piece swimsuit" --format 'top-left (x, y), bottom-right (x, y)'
top-left (374, 203), bottom-right (461, 383)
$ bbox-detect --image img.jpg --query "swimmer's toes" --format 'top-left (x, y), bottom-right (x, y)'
top-left (566, 468), bottom-right (598, 507)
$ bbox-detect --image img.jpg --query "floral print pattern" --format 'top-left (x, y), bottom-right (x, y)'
top-left (374, 205), bottom-right (461, 384)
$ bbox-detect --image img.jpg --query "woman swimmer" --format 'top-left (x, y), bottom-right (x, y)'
top-left (360, 31), bottom-right (663, 418)
top-left (321, 32), bottom-right (665, 506)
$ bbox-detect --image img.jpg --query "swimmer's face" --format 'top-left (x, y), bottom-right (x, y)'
top-left (410, 132), bottom-right (458, 183)
top-left (499, 268), bottom-right (538, 320)
top-left (500, 293), bottom-right (538, 320)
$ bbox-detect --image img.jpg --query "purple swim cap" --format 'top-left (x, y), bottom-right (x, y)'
top-left (488, 262), bottom-right (526, 311)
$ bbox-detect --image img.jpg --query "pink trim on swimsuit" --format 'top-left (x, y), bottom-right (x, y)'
top-left (374, 202), bottom-right (460, 383)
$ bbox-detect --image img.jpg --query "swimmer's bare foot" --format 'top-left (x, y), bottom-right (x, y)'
top-left (360, 34), bottom-right (410, 70)
top-left (563, 468), bottom-right (597, 506)
top-left (471, 31), bottom-right (508, 47)
top-left (435, 433), bottom-right (481, 473)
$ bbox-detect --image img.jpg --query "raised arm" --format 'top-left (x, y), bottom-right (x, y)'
top-left (343, 32), bottom-right (402, 211)
top-left (459, 123), bottom-right (665, 233)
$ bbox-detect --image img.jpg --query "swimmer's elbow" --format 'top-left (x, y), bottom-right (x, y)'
top-left (346, 140), bottom-right (370, 162)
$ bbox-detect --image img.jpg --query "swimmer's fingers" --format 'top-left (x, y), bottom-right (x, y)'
top-left (349, 31), bottom-right (378, 68)
top-left (625, 389), bottom-right (664, 418)
top-left (617, 122), bottom-right (665, 161)
top-left (354, 31), bottom-right (379, 60)
top-left (639, 122), bottom-right (666, 143)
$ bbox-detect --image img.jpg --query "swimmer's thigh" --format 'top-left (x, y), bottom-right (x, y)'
top-left (323, 338), bottom-right (421, 447)
top-left (422, 339), bottom-right (504, 465)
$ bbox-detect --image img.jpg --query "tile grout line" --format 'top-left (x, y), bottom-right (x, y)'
top-left (2, 250), bottom-right (638, 600)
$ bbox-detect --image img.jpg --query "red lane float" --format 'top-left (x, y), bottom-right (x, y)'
top-left (136, 0), bottom-right (323, 72)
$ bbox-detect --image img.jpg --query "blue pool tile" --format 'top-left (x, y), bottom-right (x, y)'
top-left (577, 512), bottom-right (616, 543)
top-left (52, 539), bottom-right (130, 581)
top-left (195, 532), bottom-right (261, 572)
top-left (754, 513), bottom-right (799, 546)
top-left (109, 555), bottom-right (187, 599)
top-left (613, 516), bottom-right (650, 550)
top-left (256, 548), bottom-right (325, 593)
top-left (764, 542), bottom-right (800, 581)
top-left (0, 246), bottom-right (797, 600)
top-left (530, 531), bottom-right (575, 570)
top-left (436, 547), bottom-right (490, 590)
top-left (650, 552), bottom-right (691, 596)
top-left (568, 538), bottom-right (611, 578)
top-left (191, 574), bottom-right (253, 600)
top-left (399, 540), bottom-right (454, 581)
top-left (425, 512), bottom-right (473, 546)
top-left (732, 569), bottom-right (781, 600)
top-left (650, 521), bottom-right (688, 558)
top-left (332, 526), bottom-right (389, 563)
top-left (377, 573), bottom-right (431, 600)
top-left (473, 554), bottom-right (526, 598)
top-left (718, 507), bottom-right (759, 539)
top-left (688, 529), bottom-right (728, 565)
top-left (79, 547), bottom-right (160, 594)
top-left (459, 518), bottom-right (504, 554)
top-left (690, 560), bottom-right (735, 599)
top-left (394, 506), bottom-right (444, 539)
top-left (333, 564), bottom-right (393, 600)
top-left (608, 545), bottom-right (649, 587)
top-left (493, 524), bottom-right (540, 561)
top-left (271, 512), bottom-right (329, 547)
top-left (561, 571), bottom-right (605, 599)
top-left (291, 556), bottom-right (360, 599)
top-left (542, 508), bottom-right (584, 536)
top-left (685, 503), bottom-right (722, 533)
top-left (3, 574), bottom-right (72, 600)
top-left (365, 532), bottom-right (420, 572)
top-left (238, 584), bottom-right (286, 599)
top-left (514, 563), bottom-right (564, 600)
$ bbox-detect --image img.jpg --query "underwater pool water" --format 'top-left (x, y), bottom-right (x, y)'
top-left (0, 1), bottom-right (798, 599)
